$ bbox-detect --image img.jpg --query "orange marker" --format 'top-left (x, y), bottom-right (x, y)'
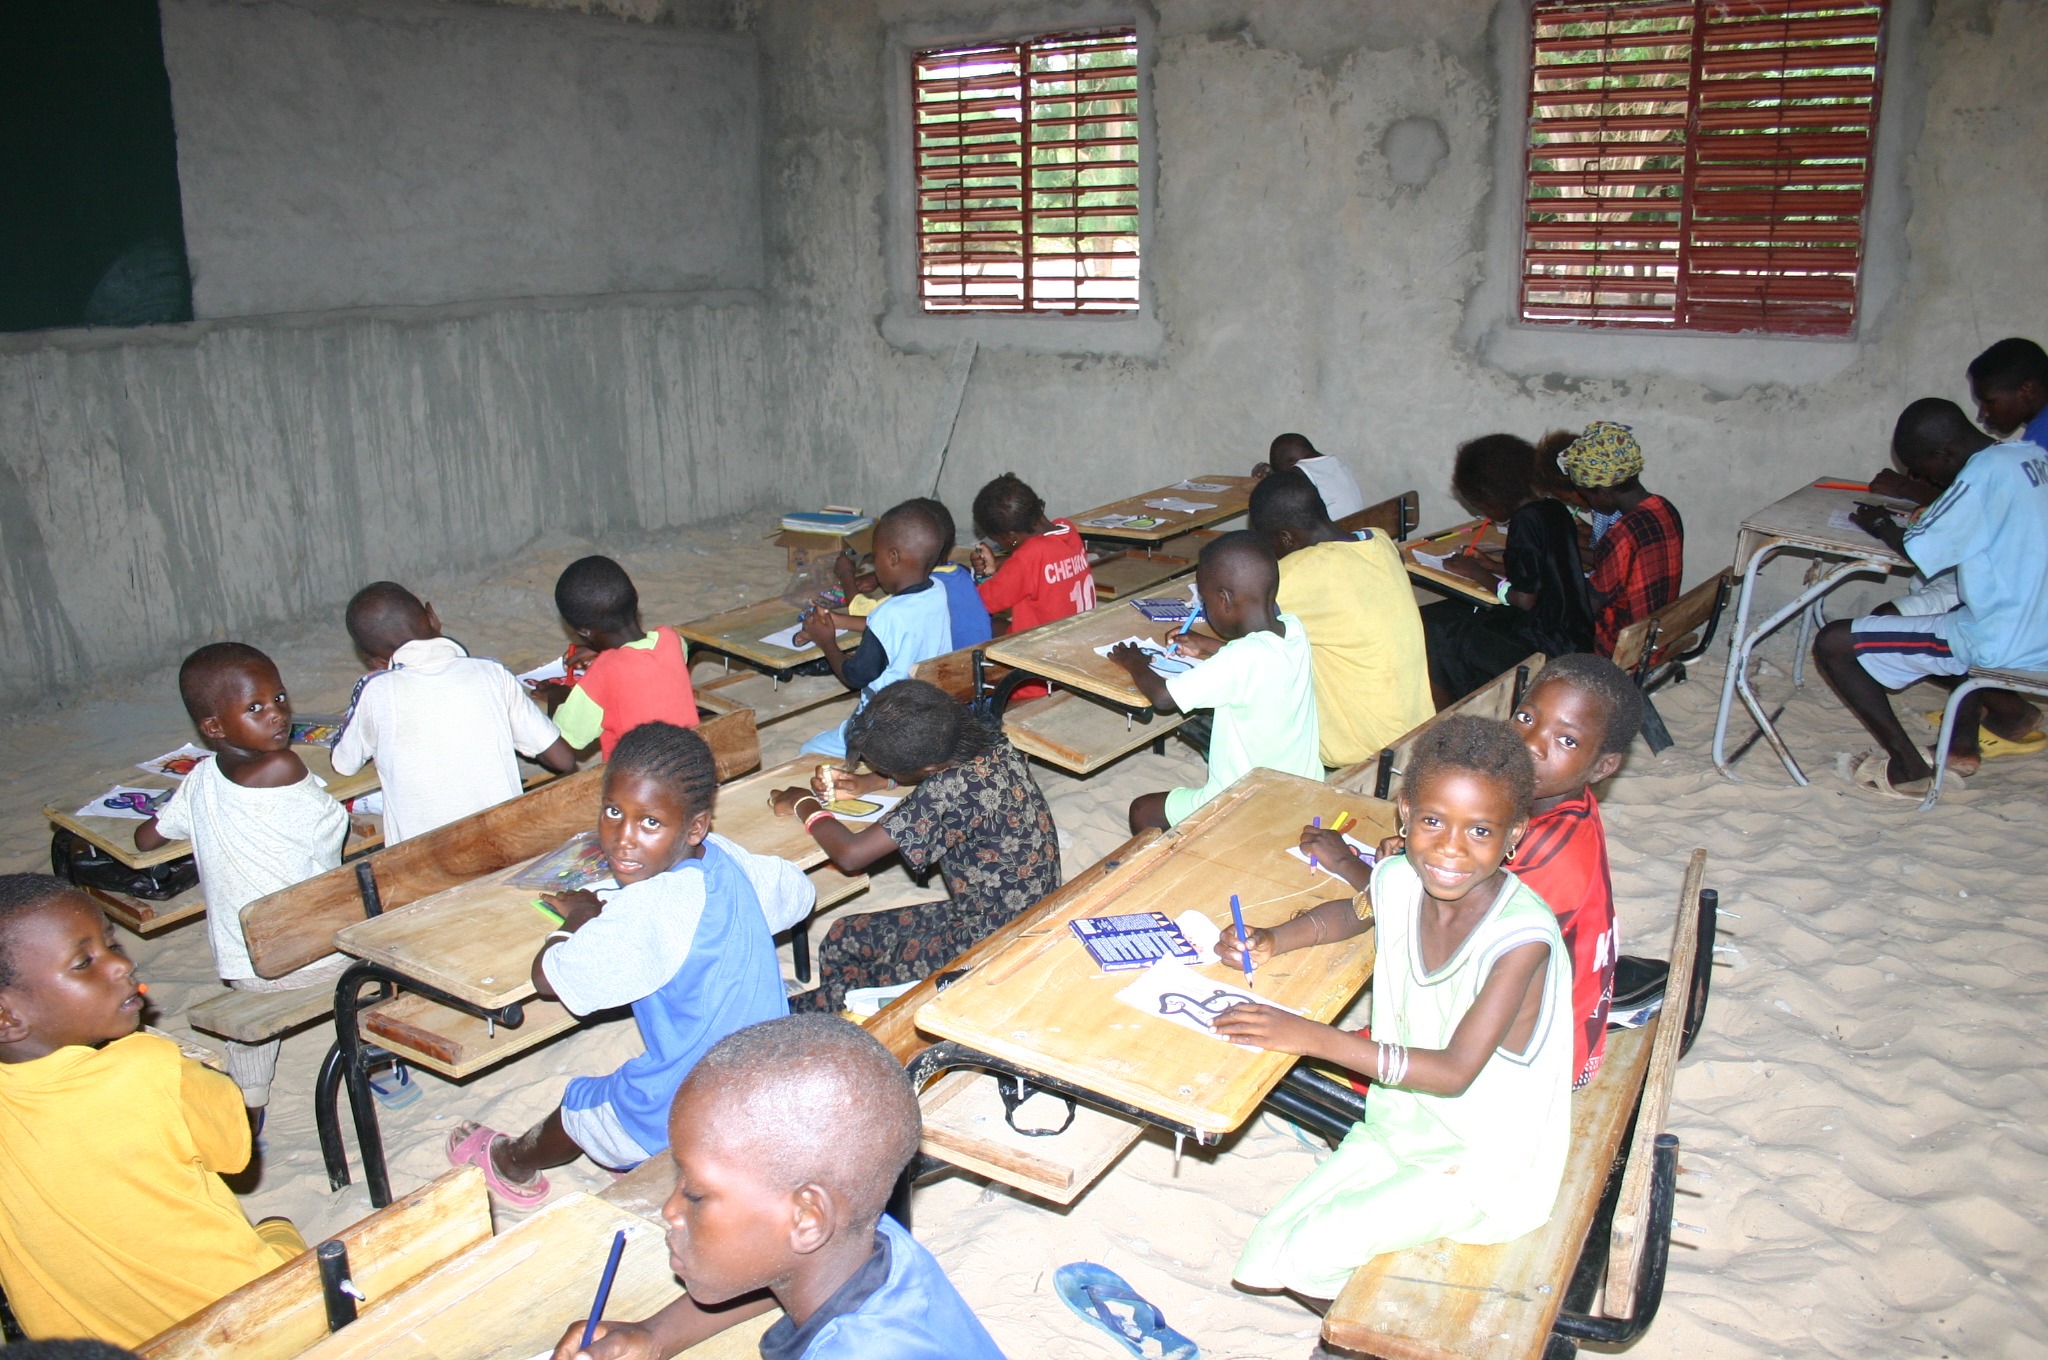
top-left (1461, 518), bottom-right (1493, 557)
top-left (136, 983), bottom-right (149, 995)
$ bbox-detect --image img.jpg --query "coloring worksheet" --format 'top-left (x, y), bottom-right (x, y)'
top-left (137, 743), bottom-right (210, 779)
top-left (1114, 957), bottom-right (1293, 1040)
top-left (1092, 636), bottom-right (1199, 677)
top-left (77, 786), bottom-right (172, 821)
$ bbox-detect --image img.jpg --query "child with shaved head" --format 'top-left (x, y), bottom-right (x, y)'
top-left (1110, 531), bottom-right (1323, 832)
top-left (133, 643), bottom-right (352, 1120)
top-left (331, 582), bottom-right (576, 845)
top-left (550, 1016), bottom-right (1005, 1360)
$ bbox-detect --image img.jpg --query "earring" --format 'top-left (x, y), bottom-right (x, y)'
top-left (1504, 841), bottom-right (1519, 864)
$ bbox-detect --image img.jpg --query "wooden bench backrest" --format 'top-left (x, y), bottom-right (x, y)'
top-left (1321, 851), bottom-right (1707, 1359)
top-left (1609, 568), bottom-right (1733, 675)
top-left (138, 1167), bottom-right (490, 1360)
top-left (244, 709), bottom-right (758, 979)
top-left (1335, 488), bottom-right (1419, 541)
top-left (912, 645), bottom-right (1008, 703)
top-left (1328, 654), bottom-right (1544, 802)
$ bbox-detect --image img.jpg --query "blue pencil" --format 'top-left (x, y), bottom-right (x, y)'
top-left (1178, 602), bottom-right (1202, 637)
top-left (1229, 893), bottom-right (1253, 992)
top-left (1309, 816), bottom-right (1321, 874)
top-left (580, 1230), bottom-right (629, 1351)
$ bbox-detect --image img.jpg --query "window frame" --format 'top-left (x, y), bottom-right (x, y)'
top-left (880, 5), bottom-right (1159, 359)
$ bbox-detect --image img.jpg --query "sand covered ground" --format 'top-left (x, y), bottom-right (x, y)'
top-left (8, 519), bottom-right (2046, 1359)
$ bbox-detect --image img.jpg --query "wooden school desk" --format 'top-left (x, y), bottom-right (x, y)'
top-left (1400, 515), bottom-right (1510, 605)
top-left (909, 769), bottom-right (1393, 1143)
top-left (1067, 475), bottom-right (1256, 547)
top-left (44, 745), bottom-right (381, 935)
top-left (1711, 479), bottom-right (1914, 784)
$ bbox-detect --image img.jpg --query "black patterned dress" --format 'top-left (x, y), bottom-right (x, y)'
top-left (791, 742), bottom-right (1060, 1013)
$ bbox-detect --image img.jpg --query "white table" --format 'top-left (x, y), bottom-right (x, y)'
top-left (1711, 480), bottom-right (1912, 783)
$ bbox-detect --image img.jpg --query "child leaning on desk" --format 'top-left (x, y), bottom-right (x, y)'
top-left (549, 1016), bottom-right (1005, 1360)
top-left (134, 643), bottom-right (353, 1123)
top-left (1214, 717), bottom-right (1573, 1302)
top-left (1111, 531), bottom-right (1323, 834)
top-left (0, 875), bottom-right (306, 1345)
top-left (533, 556), bottom-right (699, 760)
top-left (447, 722), bottom-right (809, 1208)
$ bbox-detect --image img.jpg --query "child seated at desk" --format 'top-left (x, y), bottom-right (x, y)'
top-left (769, 679), bottom-right (1060, 1014)
top-left (819, 500), bottom-right (991, 651)
top-left (0, 875), bottom-right (305, 1345)
top-left (1249, 468), bottom-right (1433, 767)
top-left (798, 503), bottom-right (955, 759)
top-left (134, 643), bottom-right (351, 1121)
top-left (1302, 654), bottom-right (1639, 1089)
top-left (1214, 717), bottom-right (1571, 1302)
top-left (331, 581), bottom-right (578, 845)
top-left (538, 556), bottom-right (698, 760)
top-left (1969, 336), bottom-right (2048, 450)
top-left (1252, 432), bottom-right (1365, 521)
top-left (970, 471), bottom-right (1097, 635)
top-left (1421, 434), bottom-right (1596, 703)
top-left (548, 1015), bottom-right (1005, 1360)
top-left (1111, 532), bottom-right (1322, 833)
top-left (1814, 399), bottom-right (2048, 796)
top-left (1556, 423), bottom-right (1684, 658)
top-left (448, 722), bottom-right (807, 1206)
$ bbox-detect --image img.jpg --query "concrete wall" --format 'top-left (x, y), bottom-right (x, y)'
top-left (164, 0), bottom-right (762, 317)
top-left (751, 0), bottom-right (2048, 597)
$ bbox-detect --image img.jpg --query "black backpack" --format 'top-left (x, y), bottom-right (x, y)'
top-left (51, 828), bottom-right (199, 901)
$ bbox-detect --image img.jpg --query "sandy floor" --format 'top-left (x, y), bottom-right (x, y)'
top-left (11, 521), bottom-right (2047, 1359)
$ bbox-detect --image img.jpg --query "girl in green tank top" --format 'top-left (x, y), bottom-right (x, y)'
top-left (1215, 716), bottom-right (1574, 1301)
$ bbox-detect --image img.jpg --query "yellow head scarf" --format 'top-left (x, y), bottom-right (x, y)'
top-left (1560, 421), bottom-right (1645, 489)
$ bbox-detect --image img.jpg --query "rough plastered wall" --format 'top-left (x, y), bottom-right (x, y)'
top-left (0, 0), bottom-right (768, 705)
top-left (751, 0), bottom-right (2048, 597)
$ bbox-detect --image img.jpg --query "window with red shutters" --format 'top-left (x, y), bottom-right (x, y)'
top-left (912, 28), bottom-right (1140, 314)
top-left (1521, 0), bottom-right (1887, 336)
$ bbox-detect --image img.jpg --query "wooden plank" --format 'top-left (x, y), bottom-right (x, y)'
top-left (911, 646), bottom-right (1008, 704)
top-left (1004, 690), bottom-right (1185, 775)
top-left (137, 1167), bottom-right (492, 1360)
top-left (86, 884), bottom-right (207, 936)
top-left (188, 983), bottom-right (335, 1045)
top-left (863, 831), bottom-right (1162, 1066)
top-left (362, 993), bottom-right (582, 1081)
top-left (1605, 849), bottom-right (1707, 1315)
top-left (292, 1193), bottom-right (680, 1360)
top-left (1336, 489), bottom-right (1418, 541)
top-left (46, 745), bottom-right (380, 872)
top-left (677, 599), bottom-right (854, 671)
top-left (1734, 480), bottom-right (1913, 572)
top-left (711, 758), bottom-right (833, 871)
top-left (1610, 569), bottom-right (1732, 673)
top-left (1067, 475), bottom-right (1257, 545)
top-left (1089, 551), bottom-right (1195, 601)
top-left (1321, 1023), bottom-right (1656, 1360)
top-left (696, 708), bottom-right (762, 783)
top-left (913, 771), bottom-right (1395, 1135)
top-left (1400, 516), bottom-right (1511, 604)
top-left (917, 1069), bottom-right (1143, 1205)
top-left (1329, 656), bottom-right (1543, 801)
top-left (337, 861), bottom-right (584, 1013)
top-left (694, 669), bottom-right (847, 726)
top-left (983, 586), bottom-right (1209, 708)
top-left (245, 765), bottom-right (604, 979)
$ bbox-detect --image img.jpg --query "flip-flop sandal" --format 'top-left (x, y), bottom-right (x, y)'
top-left (370, 1063), bottom-right (422, 1110)
top-left (1917, 711), bottom-right (2048, 759)
top-left (1054, 1262), bottom-right (1199, 1360)
top-left (1849, 749), bottom-right (1928, 801)
top-left (446, 1122), bottom-right (550, 1208)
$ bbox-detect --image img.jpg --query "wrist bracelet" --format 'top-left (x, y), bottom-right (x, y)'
top-left (793, 795), bottom-right (823, 817)
top-left (803, 808), bottom-right (835, 831)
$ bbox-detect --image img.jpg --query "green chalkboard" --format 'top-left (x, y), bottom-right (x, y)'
top-left (0, 0), bottom-right (193, 332)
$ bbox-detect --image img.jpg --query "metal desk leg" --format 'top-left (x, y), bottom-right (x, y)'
top-left (1712, 549), bottom-right (1771, 777)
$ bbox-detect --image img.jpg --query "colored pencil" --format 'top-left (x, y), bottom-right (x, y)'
top-left (1309, 816), bottom-right (1320, 874)
top-left (1229, 894), bottom-right (1254, 992)
top-left (1814, 479), bottom-right (1869, 492)
top-left (579, 1230), bottom-right (629, 1351)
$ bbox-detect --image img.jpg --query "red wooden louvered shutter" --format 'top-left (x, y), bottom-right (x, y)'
top-left (1522, 0), bottom-right (1886, 336)
top-left (914, 29), bottom-right (1140, 313)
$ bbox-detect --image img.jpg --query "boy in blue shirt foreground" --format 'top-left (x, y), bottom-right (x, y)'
top-left (548, 1015), bottom-right (1005, 1360)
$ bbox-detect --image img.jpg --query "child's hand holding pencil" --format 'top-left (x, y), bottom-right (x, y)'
top-left (538, 888), bottom-right (604, 932)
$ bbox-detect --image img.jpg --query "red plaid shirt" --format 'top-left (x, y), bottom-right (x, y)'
top-left (1589, 494), bottom-right (1684, 655)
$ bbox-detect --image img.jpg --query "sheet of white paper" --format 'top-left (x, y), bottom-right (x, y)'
top-left (1114, 957), bottom-right (1294, 1039)
top-left (77, 785), bottom-right (172, 821)
top-left (516, 657), bottom-right (568, 686)
top-left (1079, 513), bottom-right (1136, 528)
top-left (758, 623), bottom-right (850, 651)
top-left (1412, 549), bottom-right (1454, 571)
top-left (1287, 834), bottom-right (1376, 881)
top-left (1092, 636), bottom-right (1199, 677)
top-left (1827, 507), bottom-right (1903, 533)
top-left (819, 790), bottom-right (904, 825)
top-left (1143, 497), bottom-right (1217, 515)
top-left (1172, 480), bottom-right (1231, 493)
top-left (1174, 910), bottom-right (1223, 960)
top-left (136, 743), bottom-right (211, 779)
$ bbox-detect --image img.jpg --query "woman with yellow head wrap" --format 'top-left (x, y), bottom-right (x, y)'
top-left (1560, 421), bottom-right (1686, 654)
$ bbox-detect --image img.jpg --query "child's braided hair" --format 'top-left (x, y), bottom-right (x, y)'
top-left (844, 680), bottom-right (1001, 780)
top-left (1402, 716), bottom-right (1536, 823)
top-left (607, 721), bottom-right (718, 816)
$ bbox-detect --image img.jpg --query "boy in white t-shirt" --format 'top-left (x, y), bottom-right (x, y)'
top-left (1110, 533), bottom-right (1323, 831)
top-left (1253, 432), bottom-right (1366, 521)
top-left (331, 583), bottom-right (577, 845)
top-left (135, 643), bottom-right (352, 1121)
top-left (1814, 398), bottom-right (2048, 795)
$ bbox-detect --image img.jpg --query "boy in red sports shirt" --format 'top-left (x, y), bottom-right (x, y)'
top-left (1299, 654), bottom-right (1640, 1088)
top-left (969, 473), bottom-right (1096, 634)
top-left (536, 555), bottom-right (698, 759)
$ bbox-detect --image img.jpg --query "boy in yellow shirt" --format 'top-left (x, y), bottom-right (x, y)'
top-left (1248, 468), bottom-right (1434, 765)
top-left (0, 875), bottom-right (301, 1345)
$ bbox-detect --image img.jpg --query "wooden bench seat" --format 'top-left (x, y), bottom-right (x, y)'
top-left (916, 1068), bottom-right (1143, 1205)
top-left (189, 984), bottom-right (336, 1046)
top-left (1610, 569), bottom-right (1734, 754)
top-left (87, 882), bottom-right (208, 936)
top-left (1004, 690), bottom-right (1185, 774)
top-left (361, 993), bottom-right (582, 1081)
top-left (693, 667), bottom-right (847, 727)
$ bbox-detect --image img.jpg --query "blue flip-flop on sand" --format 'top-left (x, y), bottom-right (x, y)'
top-left (1054, 1262), bottom-right (1199, 1360)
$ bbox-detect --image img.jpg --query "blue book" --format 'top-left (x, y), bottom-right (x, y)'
top-left (782, 510), bottom-right (873, 536)
top-left (1069, 912), bottom-right (1202, 972)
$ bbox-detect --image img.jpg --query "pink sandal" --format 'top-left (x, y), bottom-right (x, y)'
top-left (446, 1122), bottom-right (551, 1208)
